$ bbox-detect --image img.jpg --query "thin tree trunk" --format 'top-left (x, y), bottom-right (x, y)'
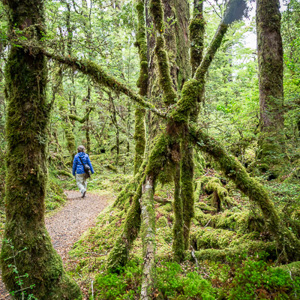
top-left (140, 176), bottom-right (156, 300)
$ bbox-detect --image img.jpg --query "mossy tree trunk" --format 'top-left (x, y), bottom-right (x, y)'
top-left (1, 1), bottom-right (82, 298)
top-left (256, 0), bottom-right (285, 175)
top-left (181, 0), bottom-right (205, 250)
top-left (134, 0), bottom-right (148, 175)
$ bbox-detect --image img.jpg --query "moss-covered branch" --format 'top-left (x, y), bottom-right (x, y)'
top-left (69, 107), bottom-right (93, 123)
top-left (190, 0), bottom-right (205, 76)
top-left (12, 39), bottom-right (165, 118)
top-left (194, 0), bottom-right (247, 82)
top-left (190, 124), bottom-right (300, 261)
top-left (150, 0), bottom-right (177, 105)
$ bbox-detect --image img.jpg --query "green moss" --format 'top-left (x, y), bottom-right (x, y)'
top-left (133, 0), bottom-right (148, 174)
top-left (172, 164), bottom-right (184, 262)
top-left (180, 138), bottom-right (194, 250)
top-left (170, 79), bottom-right (201, 123)
top-left (190, 124), bottom-right (300, 261)
top-left (149, 0), bottom-right (164, 33)
top-left (190, 241), bottom-right (276, 262)
top-left (189, 8), bottom-right (205, 75)
top-left (257, 0), bottom-right (285, 170)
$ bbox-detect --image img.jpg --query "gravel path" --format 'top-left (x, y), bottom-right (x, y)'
top-left (0, 190), bottom-right (108, 299)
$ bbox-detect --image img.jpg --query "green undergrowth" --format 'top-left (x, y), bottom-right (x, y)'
top-left (65, 168), bottom-right (300, 299)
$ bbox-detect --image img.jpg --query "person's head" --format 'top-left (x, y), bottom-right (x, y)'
top-left (77, 145), bottom-right (85, 153)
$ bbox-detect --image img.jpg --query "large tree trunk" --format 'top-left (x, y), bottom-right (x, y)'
top-left (1, 1), bottom-right (82, 299)
top-left (256, 0), bottom-right (285, 175)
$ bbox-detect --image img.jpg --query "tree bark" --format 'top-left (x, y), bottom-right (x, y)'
top-left (140, 176), bottom-right (156, 300)
top-left (134, 0), bottom-right (148, 175)
top-left (256, 0), bottom-right (285, 174)
top-left (1, 1), bottom-right (82, 298)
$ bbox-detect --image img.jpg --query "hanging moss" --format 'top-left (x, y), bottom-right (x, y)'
top-left (1, 0), bottom-right (82, 298)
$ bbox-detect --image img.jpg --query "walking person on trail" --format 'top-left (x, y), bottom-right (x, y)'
top-left (72, 145), bottom-right (94, 198)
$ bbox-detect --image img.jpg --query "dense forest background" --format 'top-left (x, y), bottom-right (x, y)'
top-left (0, 0), bottom-right (299, 299)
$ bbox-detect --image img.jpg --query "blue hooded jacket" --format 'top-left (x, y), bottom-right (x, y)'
top-left (72, 152), bottom-right (94, 176)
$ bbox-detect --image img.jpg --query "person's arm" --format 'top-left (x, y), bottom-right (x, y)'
top-left (86, 155), bottom-right (94, 174)
top-left (72, 156), bottom-right (77, 176)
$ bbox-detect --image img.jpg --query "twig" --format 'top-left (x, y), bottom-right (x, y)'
top-left (91, 280), bottom-right (94, 299)
top-left (204, 219), bottom-right (211, 228)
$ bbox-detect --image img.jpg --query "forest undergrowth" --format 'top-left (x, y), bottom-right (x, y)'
top-left (52, 154), bottom-right (300, 300)
top-left (0, 148), bottom-right (299, 299)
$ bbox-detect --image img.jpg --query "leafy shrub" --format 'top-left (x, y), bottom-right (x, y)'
top-left (94, 259), bottom-right (142, 300)
top-left (227, 257), bottom-right (300, 299)
top-left (157, 262), bottom-right (216, 299)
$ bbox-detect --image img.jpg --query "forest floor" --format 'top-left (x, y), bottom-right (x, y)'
top-left (0, 189), bottom-right (109, 300)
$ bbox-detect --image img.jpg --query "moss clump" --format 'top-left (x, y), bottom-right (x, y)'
top-left (191, 241), bottom-right (276, 262)
top-left (200, 176), bottom-right (236, 211)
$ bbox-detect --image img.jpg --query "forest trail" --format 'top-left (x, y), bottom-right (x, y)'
top-left (0, 190), bottom-right (108, 299)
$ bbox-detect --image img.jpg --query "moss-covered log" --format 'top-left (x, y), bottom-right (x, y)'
top-left (1, 0), bottom-right (82, 298)
top-left (194, 209), bottom-right (266, 234)
top-left (256, 0), bottom-right (285, 173)
top-left (189, 241), bottom-right (277, 262)
top-left (190, 124), bottom-right (300, 262)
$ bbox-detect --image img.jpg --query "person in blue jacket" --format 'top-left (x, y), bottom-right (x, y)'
top-left (72, 145), bottom-right (94, 198)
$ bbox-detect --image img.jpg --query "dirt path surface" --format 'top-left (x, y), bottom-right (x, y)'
top-left (0, 190), bottom-right (108, 299)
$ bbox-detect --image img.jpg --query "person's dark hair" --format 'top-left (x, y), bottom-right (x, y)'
top-left (77, 145), bottom-right (85, 153)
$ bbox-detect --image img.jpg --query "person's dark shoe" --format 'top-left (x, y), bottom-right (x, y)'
top-left (82, 191), bottom-right (86, 198)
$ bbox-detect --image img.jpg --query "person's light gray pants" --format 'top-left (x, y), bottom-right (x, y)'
top-left (76, 174), bottom-right (87, 195)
